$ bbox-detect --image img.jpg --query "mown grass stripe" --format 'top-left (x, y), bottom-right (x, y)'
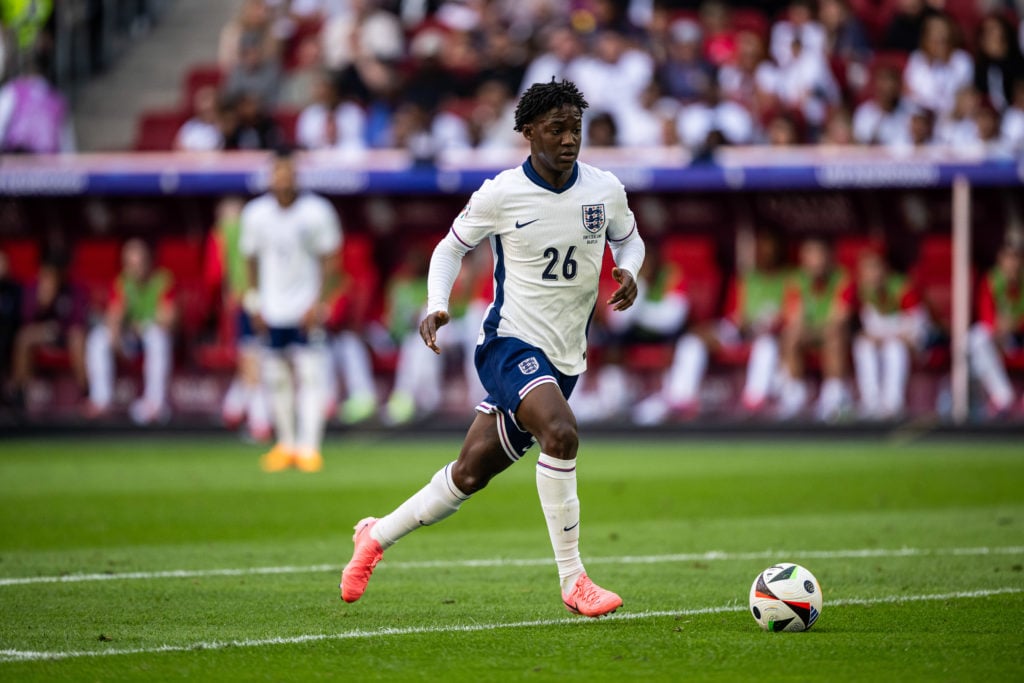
top-left (0, 587), bottom-right (1019, 664)
top-left (2, 545), bottom-right (1022, 588)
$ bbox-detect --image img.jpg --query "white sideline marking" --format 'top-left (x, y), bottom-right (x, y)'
top-left (1, 545), bottom-right (1022, 588)
top-left (0, 587), bottom-right (1020, 664)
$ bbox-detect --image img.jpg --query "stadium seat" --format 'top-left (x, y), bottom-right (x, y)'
top-left (273, 109), bottom-right (301, 146)
top-left (156, 237), bottom-right (208, 336)
top-left (0, 238), bottom-right (40, 284)
top-left (731, 8), bottom-right (769, 39)
top-left (282, 18), bottom-right (324, 70)
top-left (135, 109), bottom-right (189, 151)
top-left (662, 235), bottom-right (722, 324)
top-left (836, 235), bottom-right (886, 272)
top-left (70, 239), bottom-right (122, 309)
top-left (182, 63), bottom-right (224, 110)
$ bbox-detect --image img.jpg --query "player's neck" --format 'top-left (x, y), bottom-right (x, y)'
top-left (274, 190), bottom-right (297, 208)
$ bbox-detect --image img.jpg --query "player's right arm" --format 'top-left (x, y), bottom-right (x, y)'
top-left (420, 182), bottom-right (498, 354)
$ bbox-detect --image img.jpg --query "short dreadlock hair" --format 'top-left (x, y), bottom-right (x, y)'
top-left (513, 79), bottom-right (589, 132)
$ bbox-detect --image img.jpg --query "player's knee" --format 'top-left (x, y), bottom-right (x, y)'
top-left (451, 458), bottom-right (490, 495)
top-left (538, 418), bottom-right (578, 459)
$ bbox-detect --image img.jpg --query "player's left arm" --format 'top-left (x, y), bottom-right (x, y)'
top-left (606, 187), bottom-right (645, 312)
top-left (304, 199), bottom-right (343, 331)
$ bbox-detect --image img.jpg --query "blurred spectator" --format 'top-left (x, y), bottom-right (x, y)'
top-left (0, 56), bottom-right (75, 154)
top-left (296, 71), bottom-right (367, 151)
top-left (0, 251), bottom-right (21, 396)
top-left (223, 93), bottom-right (282, 150)
top-left (223, 32), bottom-right (282, 107)
top-left (935, 86), bottom-right (981, 146)
top-left (907, 105), bottom-right (937, 147)
top-left (677, 80), bottom-right (754, 151)
top-left (969, 239), bottom-right (1024, 416)
top-left (903, 14), bottom-right (974, 117)
top-left (852, 65), bottom-right (912, 145)
top-left (851, 250), bottom-right (927, 420)
top-left (770, 0), bottom-right (827, 66)
top-left (174, 85), bottom-right (225, 152)
top-left (219, 0), bottom-right (280, 72)
top-left (973, 14), bottom-right (1024, 112)
top-left (203, 198), bottom-right (270, 441)
top-left (698, 0), bottom-right (738, 67)
top-left (766, 112), bottom-right (801, 145)
top-left (4, 255), bottom-right (87, 411)
top-left (819, 0), bottom-right (871, 63)
top-left (718, 30), bottom-right (779, 125)
top-left (616, 80), bottom-right (680, 147)
top-left (520, 25), bottom-right (585, 93)
top-left (821, 106), bottom-right (854, 144)
top-left (1001, 78), bottom-right (1024, 152)
top-left (974, 102), bottom-right (1009, 155)
top-left (85, 239), bottom-right (176, 424)
top-left (280, 33), bottom-right (326, 108)
top-left (773, 35), bottom-right (841, 131)
top-left (587, 111), bottom-right (618, 147)
top-left (566, 28), bottom-right (656, 121)
top-left (476, 25), bottom-right (529, 95)
top-left (633, 231), bottom-right (788, 424)
top-left (321, 0), bottom-right (403, 72)
top-left (778, 238), bottom-right (855, 421)
top-left (468, 79), bottom-right (521, 150)
top-left (658, 19), bottom-right (713, 103)
top-left (882, 0), bottom-right (940, 53)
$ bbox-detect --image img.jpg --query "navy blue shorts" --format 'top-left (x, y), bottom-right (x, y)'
top-left (474, 336), bottom-right (578, 462)
top-left (236, 308), bottom-right (255, 342)
top-left (264, 326), bottom-right (308, 351)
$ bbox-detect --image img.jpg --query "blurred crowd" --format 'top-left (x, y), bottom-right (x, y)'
top-left (167, 0), bottom-right (1024, 155)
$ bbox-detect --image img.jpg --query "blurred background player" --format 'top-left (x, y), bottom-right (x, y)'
top-left (381, 245), bottom-right (487, 424)
top-left (240, 149), bottom-right (340, 472)
top-left (970, 238), bottom-right (1024, 416)
top-left (778, 237), bottom-right (855, 421)
top-left (204, 197), bottom-right (271, 441)
top-left (851, 249), bottom-right (928, 420)
top-left (4, 253), bottom-right (87, 412)
top-left (633, 231), bottom-right (787, 424)
top-left (84, 239), bottom-right (175, 424)
top-left (577, 247), bottom-right (688, 423)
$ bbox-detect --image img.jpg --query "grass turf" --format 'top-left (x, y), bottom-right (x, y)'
top-left (0, 435), bottom-right (1021, 681)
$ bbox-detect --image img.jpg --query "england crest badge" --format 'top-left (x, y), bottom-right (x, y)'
top-left (518, 357), bottom-right (540, 375)
top-left (581, 204), bottom-right (606, 234)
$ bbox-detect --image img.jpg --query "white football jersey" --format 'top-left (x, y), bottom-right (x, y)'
top-left (240, 192), bottom-right (341, 327)
top-left (449, 160), bottom-right (639, 376)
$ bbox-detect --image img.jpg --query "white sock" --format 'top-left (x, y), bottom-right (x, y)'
top-left (853, 335), bottom-right (881, 416)
top-left (295, 346), bottom-right (327, 455)
top-left (85, 324), bottom-right (115, 408)
top-left (223, 377), bottom-right (247, 420)
top-left (969, 325), bottom-right (1014, 409)
top-left (880, 339), bottom-right (909, 416)
top-left (536, 453), bottom-right (584, 593)
top-left (665, 334), bottom-right (706, 406)
top-left (817, 377), bottom-right (847, 421)
top-left (742, 334), bottom-right (778, 408)
top-left (141, 323), bottom-right (171, 408)
top-left (777, 374), bottom-right (807, 418)
top-left (371, 462), bottom-right (469, 549)
top-left (335, 332), bottom-right (376, 399)
top-left (263, 351), bottom-right (296, 449)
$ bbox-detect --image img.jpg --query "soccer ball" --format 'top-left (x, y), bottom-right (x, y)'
top-left (748, 563), bottom-right (822, 632)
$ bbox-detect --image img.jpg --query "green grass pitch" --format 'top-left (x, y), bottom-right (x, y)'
top-left (0, 434), bottom-right (1022, 681)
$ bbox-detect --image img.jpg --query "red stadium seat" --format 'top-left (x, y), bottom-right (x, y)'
top-left (156, 237), bottom-right (207, 336)
top-left (273, 108), bottom-right (301, 145)
top-left (909, 235), bottom-right (953, 331)
top-left (182, 63), bottom-right (224, 110)
top-left (663, 235), bottom-right (722, 324)
top-left (135, 109), bottom-right (189, 151)
top-left (282, 18), bottom-right (324, 70)
top-left (836, 235), bottom-right (885, 272)
top-left (0, 238), bottom-right (40, 284)
top-left (70, 239), bottom-right (121, 309)
top-left (731, 8), bottom-right (769, 39)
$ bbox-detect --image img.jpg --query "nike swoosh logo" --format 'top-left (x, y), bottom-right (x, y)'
top-left (515, 219), bottom-right (539, 229)
top-left (563, 521), bottom-right (580, 532)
